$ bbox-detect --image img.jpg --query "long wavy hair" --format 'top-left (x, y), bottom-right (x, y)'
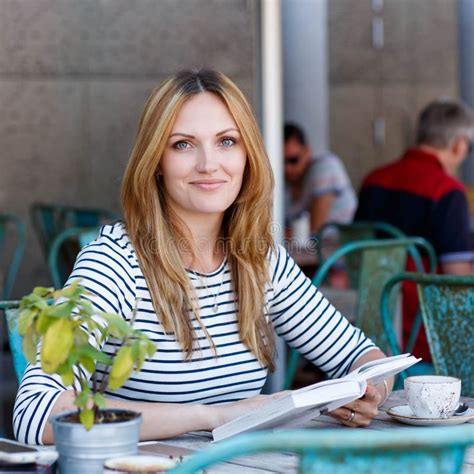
top-left (121, 69), bottom-right (276, 369)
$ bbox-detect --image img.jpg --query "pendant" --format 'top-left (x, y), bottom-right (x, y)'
top-left (213, 304), bottom-right (218, 313)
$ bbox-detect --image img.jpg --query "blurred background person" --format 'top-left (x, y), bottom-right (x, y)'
top-left (284, 123), bottom-right (357, 237)
top-left (284, 123), bottom-right (357, 288)
top-left (354, 99), bottom-right (474, 360)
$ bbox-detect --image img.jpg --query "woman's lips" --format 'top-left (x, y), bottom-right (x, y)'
top-left (190, 180), bottom-right (226, 190)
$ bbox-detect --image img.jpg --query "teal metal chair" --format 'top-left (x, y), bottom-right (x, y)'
top-left (0, 214), bottom-right (26, 299)
top-left (169, 426), bottom-right (474, 474)
top-left (381, 272), bottom-right (474, 396)
top-left (0, 300), bottom-right (27, 382)
top-left (48, 226), bottom-right (100, 288)
top-left (31, 203), bottom-right (117, 259)
top-left (315, 221), bottom-right (405, 289)
top-left (285, 237), bottom-right (437, 389)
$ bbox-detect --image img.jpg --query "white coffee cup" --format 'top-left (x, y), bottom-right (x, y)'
top-left (404, 375), bottom-right (461, 419)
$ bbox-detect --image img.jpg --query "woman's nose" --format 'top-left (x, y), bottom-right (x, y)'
top-left (195, 146), bottom-right (218, 173)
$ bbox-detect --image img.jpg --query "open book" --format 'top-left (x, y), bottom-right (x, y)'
top-left (212, 353), bottom-right (419, 442)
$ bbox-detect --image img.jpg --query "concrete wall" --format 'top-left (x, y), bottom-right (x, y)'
top-left (328, 0), bottom-right (458, 189)
top-left (0, 0), bottom-right (261, 297)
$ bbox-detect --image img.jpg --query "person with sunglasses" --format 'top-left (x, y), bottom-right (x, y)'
top-left (283, 123), bottom-right (357, 239)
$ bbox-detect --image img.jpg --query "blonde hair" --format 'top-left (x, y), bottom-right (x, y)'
top-left (121, 69), bottom-right (276, 369)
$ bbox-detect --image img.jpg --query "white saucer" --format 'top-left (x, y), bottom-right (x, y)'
top-left (387, 405), bottom-right (474, 426)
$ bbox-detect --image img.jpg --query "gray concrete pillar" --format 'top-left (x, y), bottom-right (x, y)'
top-left (282, 0), bottom-right (328, 153)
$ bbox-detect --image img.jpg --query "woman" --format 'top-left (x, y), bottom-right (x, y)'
top-left (14, 70), bottom-right (391, 445)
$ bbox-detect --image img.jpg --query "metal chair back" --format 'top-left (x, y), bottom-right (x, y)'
top-left (30, 202), bottom-right (117, 258)
top-left (169, 427), bottom-right (474, 474)
top-left (48, 226), bottom-right (100, 288)
top-left (316, 221), bottom-right (405, 289)
top-left (381, 272), bottom-right (474, 396)
top-left (284, 237), bottom-right (436, 389)
top-left (0, 300), bottom-right (27, 382)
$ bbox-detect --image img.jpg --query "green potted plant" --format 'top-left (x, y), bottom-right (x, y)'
top-left (18, 281), bottom-right (156, 474)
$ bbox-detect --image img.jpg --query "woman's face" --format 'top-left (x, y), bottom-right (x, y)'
top-left (160, 92), bottom-right (247, 221)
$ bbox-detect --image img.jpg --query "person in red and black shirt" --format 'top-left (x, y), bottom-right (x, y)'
top-left (355, 99), bottom-right (474, 360)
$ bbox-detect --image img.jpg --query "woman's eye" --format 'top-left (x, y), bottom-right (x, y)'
top-left (220, 137), bottom-right (236, 147)
top-left (174, 141), bottom-right (190, 150)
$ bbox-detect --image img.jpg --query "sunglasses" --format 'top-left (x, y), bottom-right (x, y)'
top-left (285, 155), bottom-right (300, 165)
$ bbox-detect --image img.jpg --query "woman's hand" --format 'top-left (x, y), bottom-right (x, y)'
top-left (328, 384), bottom-right (382, 427)
top-left (209, 391), bottom-right (290, 431)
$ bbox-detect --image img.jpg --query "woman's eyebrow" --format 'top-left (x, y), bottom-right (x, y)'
top-left (169, 128), bottom-right (240, 139)
top-left (169, 132), bottom-right (194, 139)
top-left (216, 128), bottom-right (240, 136)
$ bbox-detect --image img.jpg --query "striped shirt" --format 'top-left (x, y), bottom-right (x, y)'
top-left (13, 222), bottom-right (375, 444)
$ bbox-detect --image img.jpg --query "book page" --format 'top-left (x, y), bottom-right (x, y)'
top-left (212, 354), bottom-right (419, 442)
top-left (212, 380), bottom-right (363, 442)
top-left (293, 379), bottom-right (364, 407)
top-left (344, 354), bottom-right (420, 385)
top-left (354, 353), bottom-right (412, 373)
top-left (291, 376), bottom-right (354, 395)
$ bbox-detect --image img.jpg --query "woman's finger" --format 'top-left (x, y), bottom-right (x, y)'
top-left (328, 407), bottom-right (357, 425)
top-left (328, 402), bottom-right (378, 426)
top-left (364, 384), bottom-right (382, 403)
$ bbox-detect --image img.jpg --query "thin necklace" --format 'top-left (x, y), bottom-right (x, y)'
top-left (191, 261), bottom-right (226, 313)
top-left (210, 271), bottom-right (226, 313)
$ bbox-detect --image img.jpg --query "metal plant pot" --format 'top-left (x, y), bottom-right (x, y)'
top-left (51, 409), bottom-right (142, 474)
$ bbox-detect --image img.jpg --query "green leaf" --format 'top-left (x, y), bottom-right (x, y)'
top-left (80, 380), bottom-right (91, 394)
top-left (18, 308), bottom-right (37, 335)
top-left (78, 300), bottom-right (94, 316)
top-left (99, 313), bottom-right (130, 339)
top-left (22, 326), bottom-right (39, 363)
top-left (56, 362), bottom-right (74, 387)
top-left (58, 280), bottom-right (84, 299)
top-left (41, 318), bottom-right (74, 374)
top-left (74, 391), bottom-right (89, 409)
top-left (59, 367), bottom-right (75, 387)
top-left (35, 313), bottom-right (56, 335)
top-left (108, 346), bottom-right (134, 390)
top-left (131, 341), bottom-right (145, 371)
top-left (92, 393), bottom-right (106, 409)
top-left (79, 356), bottom-right (95, 374)
top-left (79, 408), bottom-right (94, 430)
top-left (76, 345), bottom-right (113, 366)
top-left (94, 324), bottom-right (108, 343)
top-left (146, 340), bottom-right (157, 358)
top-left (73, 327), bottom-right (90, 346)
top-left (33, 287), bottom-right (54, 298)
top-left (86, 319), bottom-right (97, 333)
top-left (65, 350), bottom-right (79, 367)
top-left (46, 301), bottom-right (76, 319)
top-left (20, 293), bottom-right (48, 311)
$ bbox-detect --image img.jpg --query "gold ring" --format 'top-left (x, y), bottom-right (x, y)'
top-left (347, 410), bottom-right (356, 423)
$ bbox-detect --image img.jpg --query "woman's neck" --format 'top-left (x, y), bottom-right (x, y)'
top-left (176, 213), bottom-right (226, 273)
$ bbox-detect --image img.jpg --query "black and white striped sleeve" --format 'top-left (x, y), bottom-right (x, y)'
top-left (268, 245), bottom-right (376, 378)
top-left (13, 225), bottom-right (137, 445)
